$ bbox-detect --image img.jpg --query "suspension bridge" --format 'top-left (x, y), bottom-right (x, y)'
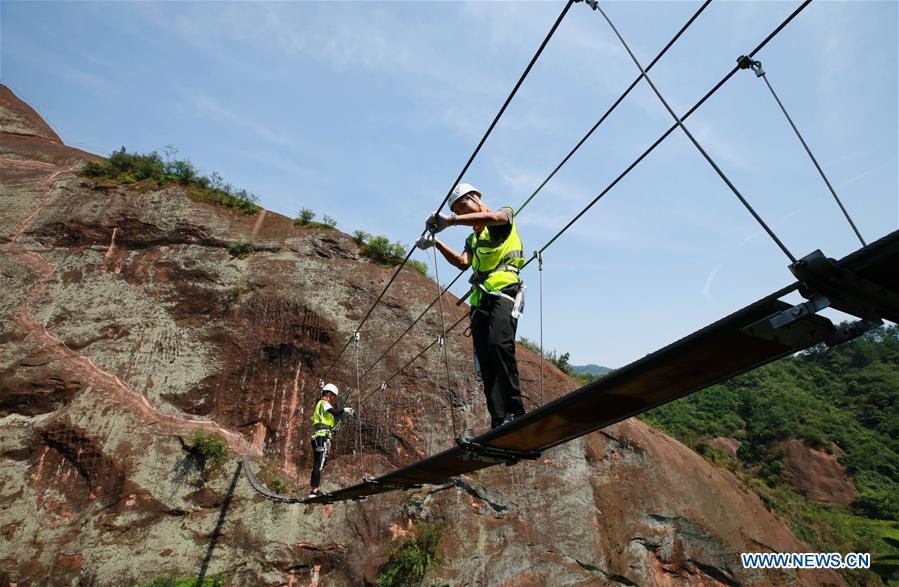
top-left (242, 0), bottom-right (899, 505)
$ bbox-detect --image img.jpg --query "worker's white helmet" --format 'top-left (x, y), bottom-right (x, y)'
top-left (450, 183), bottom-right (480, 209)
top-left (321, 383), bottom-right (339, 397)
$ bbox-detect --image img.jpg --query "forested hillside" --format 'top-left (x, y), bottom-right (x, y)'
top-left (641, 325), bottom-right (899, 585)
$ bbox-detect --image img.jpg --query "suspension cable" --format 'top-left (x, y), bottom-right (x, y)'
top-left (357, 0), bottom-right (813, 407)
top-left (321, 247), bottom-right (415, 382)
top-left (355, 1), bottom-right (713, 382)
top-left (516, 0), bottom-right (712, 216)
top-left (360, 313), bottom-right (468, 405)
top-left (590, 1), bottom-right (796, 262)
top-left (431, 334), bottom-right (441, 430)
top-left (353, 331), bottom-right (362, 460)
top-left (523, 0), bottom-right (813, 269)
top-left (438, 335), bottom-right (459, 437)
top-left (320, 0), bottom-right (576, 381)
top-left (360, 271), bottom-right (465, 381)
top-left (432, 247), bottom-right (459, 436)
top-left (738, 56), bottom-right (866, 247)
top-left (537, 251), bottom-right (545, 406)
top-left (434, 0), bottom-right (576, 216)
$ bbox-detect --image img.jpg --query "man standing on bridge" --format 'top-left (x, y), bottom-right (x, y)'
top-left (418, 183), bottom-right (526, 430)
top-left (308, 383), bottom-right (353, 498)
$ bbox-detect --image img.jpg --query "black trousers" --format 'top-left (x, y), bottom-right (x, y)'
top-left (309, 436), bottom-right (330, 489)
top-left (471, 291), bottom-right (525, 428)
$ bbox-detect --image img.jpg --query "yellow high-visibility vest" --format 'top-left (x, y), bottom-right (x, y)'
top-left (467, 207), bottom-right (524, 308)
top-left (312, 399), bottom-right (335, 438)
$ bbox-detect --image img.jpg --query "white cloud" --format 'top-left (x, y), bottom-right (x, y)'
top-left (79, 50), bottom-right (118, 70)
top-left (3, 30), bottom-right (121, 98)
top-left (194, 96), bottom-right (304, 152)
top-left (59, 66), bottom-right (121, 96)
top-left (702, 264), bottom-right (721, 301)
top-left (236, 149), bottom-right (322, 181)
top-left (685, 117), bottom-right (752, 171)
top-left (496, 162), bottom-right (588, 207)
top-left (834, 157), bottom-right (896, 191)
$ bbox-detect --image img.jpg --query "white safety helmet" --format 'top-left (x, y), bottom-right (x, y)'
top-left (450, 183), bottom-right (480, 210)
top-left (321, 383), bottom-right (339, 397)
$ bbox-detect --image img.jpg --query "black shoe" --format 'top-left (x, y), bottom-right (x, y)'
top-left (307, 488), bottom-right (322, 499)
top-left (501, 414), bottom-right (516, 426)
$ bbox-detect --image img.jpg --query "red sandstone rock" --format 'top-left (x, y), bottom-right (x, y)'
top-left (709, 436), bottom-right (741, 459)
top-left (779, 439), bottom-right (858, 508)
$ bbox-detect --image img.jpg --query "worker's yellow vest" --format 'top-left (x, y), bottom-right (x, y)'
top-left (312, 399), bottom-right (335, 439)
top-left (468, 208), bottom-right (524, 308)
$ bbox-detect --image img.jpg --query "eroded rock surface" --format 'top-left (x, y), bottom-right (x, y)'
top-left (779, 439), bottom-right (858, 508)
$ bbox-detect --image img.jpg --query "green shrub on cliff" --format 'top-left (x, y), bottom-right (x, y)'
top-left (269, 476), bottom-right (286, 493)
top-left (352, 230), bottom-right (428, 276)
top-left (187, 429), bottom-right (228, 470)
top-left (294, 208), bottom-right (338, 229)
top-left (377, 522), bottom-right (444, 587)
top-left (80, 147), bottom-right (261, 214)
top-left (408, 260), bottom-right (428, 276)
top-left (228, 239), bottom-right (254, 259)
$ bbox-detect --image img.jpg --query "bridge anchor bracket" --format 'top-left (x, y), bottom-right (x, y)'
top-left (456, 436), bottom-right (541, 466)
top-left (362, 476), bottom-right (423, 491)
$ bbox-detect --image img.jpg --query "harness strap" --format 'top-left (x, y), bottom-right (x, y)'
top-left (457, 247), bottom-right (525, 306)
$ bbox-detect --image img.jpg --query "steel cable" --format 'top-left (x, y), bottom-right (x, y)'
top-left (321, 0), bottom-right (576, 381)
top-left (741, 58), bottom-right (866, 247)
top-left (432, 247), bottom-right (459, 437)
top-left (357, 0), bottom-right (715, 382)
top-left (593, 1), bottom-right (797, 262)
top-left (523, 0), bottom-right (813, 269)
top-left (358, 0), bottom-right (814, 407)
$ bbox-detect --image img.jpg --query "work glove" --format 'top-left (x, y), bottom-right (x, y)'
top-left (343, 407), bottom-right (355, 416)
top-left (416, 235), bottom-right (435, 250)
top-left (426, 212), bottom-right (454, 234)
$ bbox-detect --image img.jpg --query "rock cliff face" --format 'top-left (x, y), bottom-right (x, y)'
top-left (778, 440), bottom-right (857, 509)
top-left (0, 84), bottom-right (847, 586)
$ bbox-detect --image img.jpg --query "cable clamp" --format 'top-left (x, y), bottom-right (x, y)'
top-left (575, 0), bottom-right (599, 10)
top-left (768, 295), bottom-right (831, 329)
top-left (826, 318), bottom-right (883, 347)
top-left (535, 250), bottom-right (544, 271)
top-left (437, 334), bottom-right (446, 348)
top-left (352, 330), bottom-right (360, 343)
top-left (791, 249), bottom-right (899, 324)
top-left (456, 435), bottom-right (541, 466)
top-left (380, 382), bottom-right (388, 392)
top-left (737, 55), bottom-right (765, 77)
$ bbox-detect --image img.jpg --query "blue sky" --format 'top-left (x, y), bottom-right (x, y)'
top-left (3, 1), bottom-right (896, 368)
